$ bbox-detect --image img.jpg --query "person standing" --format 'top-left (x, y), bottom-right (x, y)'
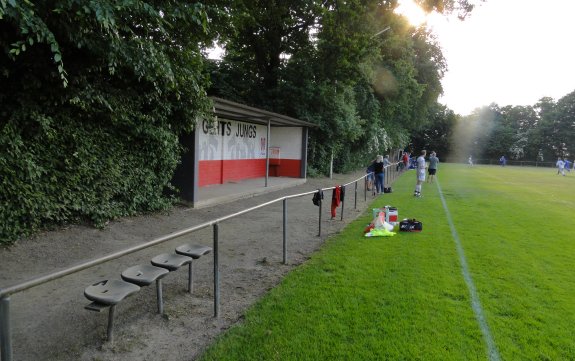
top-left (499, 155), bottom-right (506, 166)
top-left (468, 155), bottom-right (474, 166)
top-left (414, 150), bottom-right (427, 197)
top-left (383, 155), bottom-right (391, 188)
top-left (556, 158), bottom-right (566, 176)
top-left (366, 162), bottom-right (375, 191)
top-left (402, 152), bottom-right (409, 171)
top-left (427, 151), bottom-right (439, 183)
top-left (373, 155), bottom-right (385, 195)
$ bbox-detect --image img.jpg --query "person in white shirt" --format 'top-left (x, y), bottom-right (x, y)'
top-left (556, 158), bottom-right (565, 176)
top-left (468, 155), bottom-right (473, 166)
top-left (414, 150), bottom-right (427, 197)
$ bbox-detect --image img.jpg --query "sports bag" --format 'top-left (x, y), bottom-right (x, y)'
top-left (399, 219), bottom-right (423, 232)
top-left (383, 187), bottom-right (392, 193)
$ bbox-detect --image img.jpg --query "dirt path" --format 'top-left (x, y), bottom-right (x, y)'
top-left (0, 170), bottom-right (380, 361)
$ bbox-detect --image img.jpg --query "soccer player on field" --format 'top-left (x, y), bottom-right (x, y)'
top-left (556, 158), bottom-right (566, 176)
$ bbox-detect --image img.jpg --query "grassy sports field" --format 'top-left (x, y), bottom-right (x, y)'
top-left (198, 164), bottom-right (575, 361)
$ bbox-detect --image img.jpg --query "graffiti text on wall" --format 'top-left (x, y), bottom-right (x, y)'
top-left (202, 120), bottom-right (257, 138)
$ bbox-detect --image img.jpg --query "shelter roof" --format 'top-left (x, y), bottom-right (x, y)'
top-left (211, 97), bottom-right (317, 128)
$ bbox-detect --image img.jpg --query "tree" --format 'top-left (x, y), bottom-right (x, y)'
top-left (552, 90), bottom-right (575, 157)
top-left (210, 0), bottom-right (322, 108)
top-left (416, 0), bottom-right (478, 19)
top-left (0, 1), bottom-right (216, 243)
top-left (209, 0), bottom-right (469, 173)
top-left (411, 103), bottom-right (456, 156)
top-left (498, 105), bottom-right (538, 160)
top-left (449, 104), bottom-right (498, 161)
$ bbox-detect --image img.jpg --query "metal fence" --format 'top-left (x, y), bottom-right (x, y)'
top-left (0, 163), bottom-right (401, 361)
top-left (461, 159), bottom-right (558, 168)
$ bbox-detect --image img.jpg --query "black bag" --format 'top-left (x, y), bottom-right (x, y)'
top-left (399, 219), bottom-right (423, 232)
top-left (383, 187), bottom-right (392, 193)
top-left (312, 189), bottom-right (323, 206)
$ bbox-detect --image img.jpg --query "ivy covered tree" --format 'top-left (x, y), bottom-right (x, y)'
top-left (0, 1), bottom-right (216, 243)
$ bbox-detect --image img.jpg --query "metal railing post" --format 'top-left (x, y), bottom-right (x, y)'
top-left (318, 197), bottom-right (322, 237)
top-left (354, 181), bottom-right (358, 209)
top-left (384, 168), bottom-right (387, 189)
top-left (282, 198), bottom-right (287, 265)
top-left (340, 186), bottom-right (345, 221)
top-left (213, 223), bottom-right (219, 318)
top-left (1, 296), bottom-right (12, 361)
top-left (364, 177), bottom-right (367, 202)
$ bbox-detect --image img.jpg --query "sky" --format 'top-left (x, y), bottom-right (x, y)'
top-left (398, 0), bottom-right (575, 115)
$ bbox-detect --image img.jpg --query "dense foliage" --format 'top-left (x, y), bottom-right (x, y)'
top-left (209, 0), bottom-right (460, 174)
top-left (0, 1), bottom-right (214, 243)
top-left (1, 0), bottom-right (474, 243)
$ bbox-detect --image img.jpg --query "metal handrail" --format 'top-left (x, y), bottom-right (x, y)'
top-left (0, 163), bottom-right (400, 361)
top-left (0, 174), bottom-right (359, 298)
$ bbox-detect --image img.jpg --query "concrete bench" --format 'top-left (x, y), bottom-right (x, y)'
top-left (84, 279), bottom-right (140, 342)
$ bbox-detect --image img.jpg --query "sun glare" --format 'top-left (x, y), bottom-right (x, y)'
top-left (395, 0), bottom-right (427, 26)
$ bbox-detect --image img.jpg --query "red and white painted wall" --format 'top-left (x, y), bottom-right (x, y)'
top-left (198, 118), bottom-right (303, 187)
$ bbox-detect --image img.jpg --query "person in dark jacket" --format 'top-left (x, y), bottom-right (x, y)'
top-left (366, 163), bottom-right (375, 191)
top-left (373, 155), bottom-right (385, 195)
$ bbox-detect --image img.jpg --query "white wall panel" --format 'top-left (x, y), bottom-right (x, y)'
top-left (198, 118), bottom-right (268, 161)
top-left (269, 127), bottom-right (302, 159)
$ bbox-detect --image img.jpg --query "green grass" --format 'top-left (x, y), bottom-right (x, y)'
top-left (198, 164), bottom-right (575, 361)
top-left (438, 165), bottom-right (575, 360)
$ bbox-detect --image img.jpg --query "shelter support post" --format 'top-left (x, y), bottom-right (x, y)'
top-left (265, 119), bottom-right (270, 187)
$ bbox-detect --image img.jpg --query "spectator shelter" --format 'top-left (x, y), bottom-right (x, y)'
top-left (172, 97), bottom-right (317, 207)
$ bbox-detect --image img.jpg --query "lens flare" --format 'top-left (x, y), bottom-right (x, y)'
top-left (372, 66), bottom-right (398, 97)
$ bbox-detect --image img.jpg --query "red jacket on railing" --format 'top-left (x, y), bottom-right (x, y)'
top-left (331, 186), bottom-right (341, 218)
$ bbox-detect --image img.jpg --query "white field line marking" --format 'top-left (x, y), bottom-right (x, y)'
top-left (436, 180), bottom-right (501, 361)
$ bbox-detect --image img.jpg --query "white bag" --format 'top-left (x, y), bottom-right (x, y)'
top-left (373, 212), bottom-right (394, 232)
